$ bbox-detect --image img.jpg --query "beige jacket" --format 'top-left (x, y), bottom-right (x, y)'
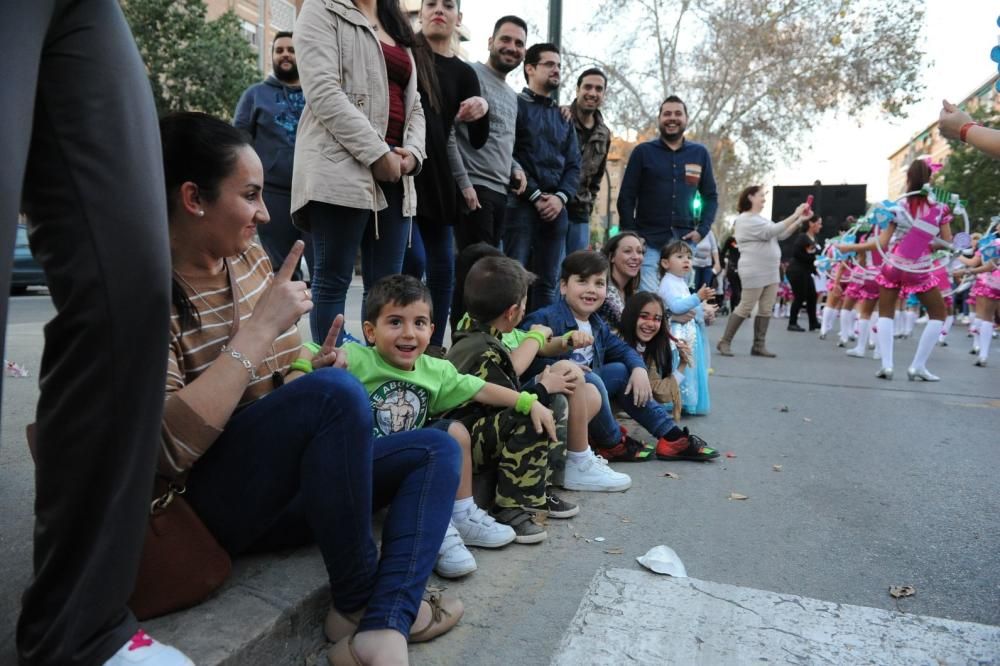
top-left (291, 0), bottom-right (425, 227)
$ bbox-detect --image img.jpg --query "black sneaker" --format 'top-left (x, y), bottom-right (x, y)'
top-left (490, 507), bottom-right (547, 544)
top-left (545, 490), bottom-right (579, 519)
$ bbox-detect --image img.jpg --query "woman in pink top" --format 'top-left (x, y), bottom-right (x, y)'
top-left (864, 161), bottom-right (952, 381)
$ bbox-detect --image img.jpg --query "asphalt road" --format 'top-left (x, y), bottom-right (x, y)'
top-left (1, 290), bottom-right (998, 664)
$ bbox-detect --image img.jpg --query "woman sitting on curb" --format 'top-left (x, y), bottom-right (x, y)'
top-left (160, 112), bottom-right (462, 666)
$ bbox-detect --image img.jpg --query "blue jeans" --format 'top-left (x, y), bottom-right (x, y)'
top-left (586, 363), bottom-right (676, 445)
top-left (565, 210), bottom-right (591, 256)
top-left (503, 200), bottom-right (569, 311)
top-left (402, 218), bottom-right (454, 347)
top-left (186, 369), bottom-right (460, 637)
top-left (306, 181), bottom-right (409, 343)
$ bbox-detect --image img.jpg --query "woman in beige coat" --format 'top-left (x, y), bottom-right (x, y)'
top-left (293, 0), bottom-right (426, 344)
top-left (716, 186), bottom-right (810, 357)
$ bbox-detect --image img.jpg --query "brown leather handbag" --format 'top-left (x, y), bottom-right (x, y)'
top-left (128, 477), bottom-right (232, 620)
top-left (26, 424), bottom-right (232, 620)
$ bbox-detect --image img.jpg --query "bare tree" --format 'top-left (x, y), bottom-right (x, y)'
top-left (565, 0), bottom-right (925, 220)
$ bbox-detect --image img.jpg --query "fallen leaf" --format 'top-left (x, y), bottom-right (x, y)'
top-left (621, 517), bottom-right (633, 523)
top-left (604, 547), bottom-right (624, 555)
top-left (773, 465), bottom-right (783, 472)
top-left (572, 533), bottom-right (584, 540)
top-left (728, 492), bottom-right (749, 501)
top-left (803, 417), bottom-right (812, 423)
top-left (779, 405), bottom-right (789, 412)
top-left (889, 585), bottom-right (916, 598)
top-left (663, 471), bottom-right (680, 479)
top-left (724, 451), bottom-right (737, 458)
top-left (594, 537), bottom-right (606, 542)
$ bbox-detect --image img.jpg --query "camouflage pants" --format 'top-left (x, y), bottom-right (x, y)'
top-left (468, 394), bottom-right (568, 510)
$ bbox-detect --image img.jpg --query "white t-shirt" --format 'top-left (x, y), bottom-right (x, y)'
top-left (571, 319), bottom-right (595, 366)
top-left (692, 230), bottom-right (718, 268)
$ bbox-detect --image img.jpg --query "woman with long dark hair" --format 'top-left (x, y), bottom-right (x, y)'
top-left (786, 213), bottom-right (823, 332)
top-left (162, 112), bottom-right (462, 666)
top-left (721, 235), bottom-right (741, 311)
top-left (403, 0), bottom-right (490, 355)
top-left (292, 0), bottom-right (426, 343)
top-left (859, 160), bottom-right (953, 380)
top-left (598, 231), bottom-right (644, 331)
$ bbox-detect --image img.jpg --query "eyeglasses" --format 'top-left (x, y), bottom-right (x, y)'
top-left (535, 60), bottom-right (561, 69)
top-left (638, 313), bottom-right (663, 322)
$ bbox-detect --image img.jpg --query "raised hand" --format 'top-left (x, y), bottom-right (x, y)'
top-left (456, 96), bottom-right (489, 122)
top-left (250, 240), bottom-right (312, 340)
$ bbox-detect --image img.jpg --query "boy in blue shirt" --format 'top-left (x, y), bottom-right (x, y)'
top-left (521, 251), bottom-right (718, 462)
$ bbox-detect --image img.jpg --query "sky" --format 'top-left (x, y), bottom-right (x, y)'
top-left (456, 0), bottom-right (999, 203)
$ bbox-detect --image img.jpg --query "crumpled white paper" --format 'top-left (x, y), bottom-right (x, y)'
top-left (636, 545), bottom-right (687, 577)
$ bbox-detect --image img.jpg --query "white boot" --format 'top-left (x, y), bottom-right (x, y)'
top-left (104, 630), bottom-right (193, 666)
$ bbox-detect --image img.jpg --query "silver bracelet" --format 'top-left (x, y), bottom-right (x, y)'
top-left (220, 344), bottom-right (259, 381)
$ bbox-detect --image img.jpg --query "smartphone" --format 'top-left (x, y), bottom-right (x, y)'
top-left (806, 195), bottom-right (814, 208)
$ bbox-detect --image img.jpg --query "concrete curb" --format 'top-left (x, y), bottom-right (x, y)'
top-left (145, 547), bottom-right (329, 665)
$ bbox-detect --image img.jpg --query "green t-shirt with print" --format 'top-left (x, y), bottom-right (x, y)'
top-left (343, 343), bottom-right (486, 438)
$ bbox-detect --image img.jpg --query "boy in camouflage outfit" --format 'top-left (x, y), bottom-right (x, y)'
top-left (446, 257), bottom-right (579, 531)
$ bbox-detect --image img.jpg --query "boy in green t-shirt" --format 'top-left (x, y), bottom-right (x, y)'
top-left (341, 275), bottom-right (557, 580)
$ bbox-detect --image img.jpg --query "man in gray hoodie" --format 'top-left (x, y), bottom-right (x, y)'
top-left (453, 15), bottom-right (528, 251)
top-left (234, 31), bottom-right (312, 280)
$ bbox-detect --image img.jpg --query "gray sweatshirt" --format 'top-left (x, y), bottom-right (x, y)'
top-left (454, 62), bottom-right (520, 194)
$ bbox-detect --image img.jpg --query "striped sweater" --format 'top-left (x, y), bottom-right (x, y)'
top-left (161, 244), bottom-right (300, 474)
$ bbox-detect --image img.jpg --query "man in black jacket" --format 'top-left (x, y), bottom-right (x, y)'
top-left (504, 43), bottom-right (581, 311)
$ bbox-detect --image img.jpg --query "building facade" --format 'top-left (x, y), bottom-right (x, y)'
top-left (887, 74), bottom-right (999, 199)
top-left (205, 0), bottom-right (302, 73)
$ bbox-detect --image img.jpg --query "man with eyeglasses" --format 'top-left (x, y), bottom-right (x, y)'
top-left (505, 43), bottom-right (581, 311)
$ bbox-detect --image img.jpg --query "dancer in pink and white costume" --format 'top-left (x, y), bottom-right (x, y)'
top-left (870, 161), bottom-right (953, 381)
top-left (957, 244), bottom-right (1000, 367)
top-left (836, 225), bottom-right (882, 359)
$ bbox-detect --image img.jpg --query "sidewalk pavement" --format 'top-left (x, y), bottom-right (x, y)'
top-left (2, 298), bottom-right (998, 664)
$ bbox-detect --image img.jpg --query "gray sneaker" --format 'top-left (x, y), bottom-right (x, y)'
top-left (545, 490), bottom-right (579, 519)
top-left (490, 507), bottom-right (548, 544)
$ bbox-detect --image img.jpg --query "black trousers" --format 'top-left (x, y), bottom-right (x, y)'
top-left (454, 185), bottom-right (508, 250)
top-left (259, 188), bottom-right (314, 282)
top-left (2, 1), bottom-right (172, 664)
top-left (787, 267), bottom-right (819, 328)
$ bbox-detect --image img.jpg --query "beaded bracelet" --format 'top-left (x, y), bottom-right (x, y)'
top-left (290, 358), bottom-right (313, 374)
top-left (220, 344), bottom-right (258, 381)
top-left (515, 391), bottom-right (537, 415)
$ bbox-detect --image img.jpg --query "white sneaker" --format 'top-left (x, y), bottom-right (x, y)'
top-left (451, 505), bottom-right (515, 548)
top-left (563, 451), bottom-right (632, 492)
top-left (435, 521), bottom-right (477, 579)
top-left (104, 630), bottom-right (192, 665)
top-left (845, 348), bottom-right (865, 358)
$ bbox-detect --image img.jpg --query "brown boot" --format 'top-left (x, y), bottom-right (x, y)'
top-left (751, 317), bottom-right (776, 357)
top-left (716, 314), bottom-right (746, 356)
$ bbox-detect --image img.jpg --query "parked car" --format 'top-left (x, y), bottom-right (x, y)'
top-left (11, 223), bottom-right (46, 294)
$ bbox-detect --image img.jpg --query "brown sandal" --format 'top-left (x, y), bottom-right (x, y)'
top-left (408, 593), bottom-right (464, 643)
top-left (325, 607), bottom-right (364, 643)
top-left (326, 634), bottom-right (362, 666)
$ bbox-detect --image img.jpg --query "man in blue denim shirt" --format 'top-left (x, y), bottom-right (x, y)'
top-left (617, 95), bottom-right (718, 291)
top-left (505, 43), bottom-right (581, 311)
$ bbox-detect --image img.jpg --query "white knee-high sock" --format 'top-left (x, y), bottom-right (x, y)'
top-left (821, 307), bottom-right (837, 335)
top-left (839, 309), bottom-right (855, 341)
top-left (850, 319), bottom-right (870, 354)
top-left (979, 322), bottom-right (994, 361)
top-left (904, 310), bottom-right (918, 336)
top-left (911, 319), bottom-right (944, 371)
top-left (877, 317), bottom-right (895, 370)
top-left (940, 315), bottom-right (954, 339)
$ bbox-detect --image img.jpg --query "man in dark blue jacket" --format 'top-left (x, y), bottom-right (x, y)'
top-left (234, 31), bottom-right (312, 281)
top-left (617, 95), bottom-right (718, 291)
top-left (505, 43), bottom-right (581, 311)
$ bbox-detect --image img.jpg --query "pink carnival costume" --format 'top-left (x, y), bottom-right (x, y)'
top-left (874, 197), bottom-right (952, 381)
